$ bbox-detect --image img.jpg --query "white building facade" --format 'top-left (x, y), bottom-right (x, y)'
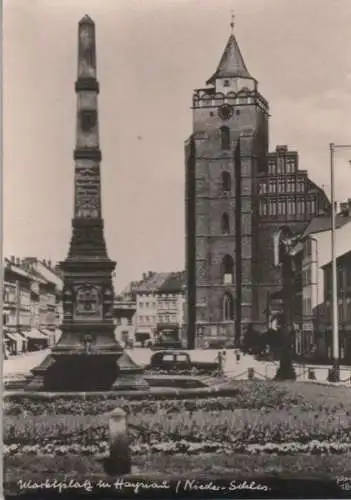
top-left (301, 214), bottom-right (351, 358)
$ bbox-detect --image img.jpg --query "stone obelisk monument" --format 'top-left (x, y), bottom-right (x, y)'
top-left (28, 15), bottom-right (123, 391)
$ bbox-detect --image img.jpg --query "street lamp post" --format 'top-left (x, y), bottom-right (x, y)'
top-left (328, 143), bottom-right (351, 382)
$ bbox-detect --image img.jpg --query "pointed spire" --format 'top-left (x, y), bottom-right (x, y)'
top-left (206, 22), bottom-right (253, 85)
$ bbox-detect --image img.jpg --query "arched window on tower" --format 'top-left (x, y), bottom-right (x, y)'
top-left (221, 255), bottom-right (234, 284)
top-left (220, 126), bottom-right (230, 150)
top-left (222, 171), bottom-right (231, 193)
top-left (221, 213), bottom-right (230, 234)
top-left (222, 293), bottom-right (234, 321)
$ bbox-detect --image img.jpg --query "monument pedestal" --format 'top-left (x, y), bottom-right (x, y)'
top-left (112, 352), bottom-right (149, 391)
top-left (26, 355), bottom-right (55, 391)
top-left (38, 354), bottom-right (121, 392)
top-left (26, 15), bottom-right (127, 392)
top-left (27, 257), bottom-right (124, 391)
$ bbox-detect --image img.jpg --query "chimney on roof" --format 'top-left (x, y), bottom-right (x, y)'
top-left (11, 256), bottom-right (15, 264)
top-left (16, 258), bottom-right (21, 266)
top-left (142, 273), bottom-right (147, 280)
top-left (48, 260), bottom-right (52, 268)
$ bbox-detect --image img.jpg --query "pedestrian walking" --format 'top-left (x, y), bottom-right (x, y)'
top-left (3, 341), bottom-right (9, 360)
top-left (222, 350), bottom-right (227, 374)
top-left (217, 351), bottom-right (223, 376)
top-left (235, 349), bottom-right (241, 363)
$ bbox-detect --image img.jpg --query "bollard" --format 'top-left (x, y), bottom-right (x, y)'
top-left (108, 408), bottom-right (131, 476)
top-left (248, 367), bottom-right (255, 380)
top-left (308, 368), bottom-right (316, 380)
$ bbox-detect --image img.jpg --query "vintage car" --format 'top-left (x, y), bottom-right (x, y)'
top-left (146, 350), bottom-right (219, 375)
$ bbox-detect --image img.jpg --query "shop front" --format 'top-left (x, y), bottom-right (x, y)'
top-left (4, 330), bottom-right (25, 355)
top-left (135, 330), bottom-right (152, 347)
top-left (22, 329), bottom-right (50, 351)
top-left (40, 328), bottom-right (56, 347)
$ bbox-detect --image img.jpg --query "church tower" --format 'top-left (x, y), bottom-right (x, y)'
top-left (185, 21), bottom-right (269, 348)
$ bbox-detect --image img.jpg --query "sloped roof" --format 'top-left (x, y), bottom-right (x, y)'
top-left (4, 259), bottom-right (46, 283)
top-left (302, 213), bottom-right (351, 238)
top-left (134, 272), bottom-right (170, 293)
top-left (157, 271), bottom-right (186, 294)
top-left (118, 280), bottom-right (142, 298)
top-left (207, 34), bottom-right (253, 85)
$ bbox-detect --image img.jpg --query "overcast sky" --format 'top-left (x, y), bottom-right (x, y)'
top-left (4, 0), bottom-right (351, 291)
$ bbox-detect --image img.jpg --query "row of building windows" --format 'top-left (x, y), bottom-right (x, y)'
top-left (259, 179), bottom-right (305, 194)
top-left (139, 301), bottom-right (156, 309)
top-left (115, 317), bottom-right (133, 326)
top-left (268, 159), bottom-right (296, 175)
top-left (325, 299), bottom-right (351, 323)
top-left (138, 315), bottom-right (157, 324)
top-left (158, 314), bottom-right (178, 323)
top-left (138, 314), bottom-right (181, 324)
top-left (158, 301), bottom-right (178, 310)
top-left (140, 301), bottom-right (178, 309)
top-left (325, 266), bottom-right (351, 297)
top-left (259, 198), bottom-right (317, 216)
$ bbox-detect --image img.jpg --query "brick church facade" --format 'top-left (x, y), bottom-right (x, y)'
top-left (185, 28), bottom-right (329, 349)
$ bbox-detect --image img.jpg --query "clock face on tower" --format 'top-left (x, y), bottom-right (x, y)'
top-left (218, 104), bottom-right (233, 121)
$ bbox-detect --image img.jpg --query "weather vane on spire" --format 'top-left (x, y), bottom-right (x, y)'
top-left (230, 10), bottom-right (235, 33)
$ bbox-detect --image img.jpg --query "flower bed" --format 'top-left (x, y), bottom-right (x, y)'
top-left (4, 439), bottom-right (351, 458)
top-left (7, 381), bottom-right (349, 416)
top-left (4, 404), bottom-right (351, 456)
top-left (4, 382), bottom-right (351, 460)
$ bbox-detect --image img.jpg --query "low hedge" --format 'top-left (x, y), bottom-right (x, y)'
top-left (4, 381), bottom-right (351, 418)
